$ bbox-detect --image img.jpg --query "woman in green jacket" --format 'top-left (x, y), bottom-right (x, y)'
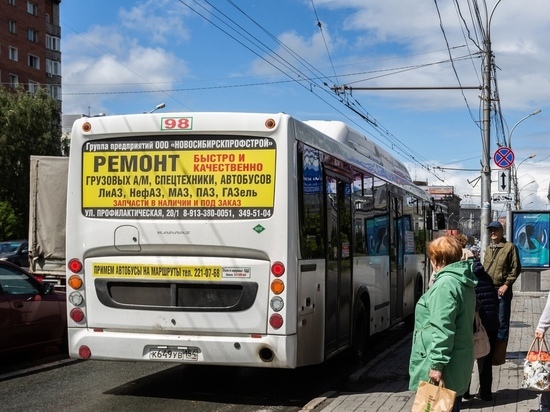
top-left (409, 235), bottom-right (478, 411)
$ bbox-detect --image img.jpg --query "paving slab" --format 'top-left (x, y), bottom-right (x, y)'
top-left (305, 271), bottom-right (550, 412)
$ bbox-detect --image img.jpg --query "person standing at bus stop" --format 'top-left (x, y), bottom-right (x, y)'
top-left (463, 259), bottom-right (499, 401)
top-left (409, 235), bottom-right (477, 411)
top-left (533, 288), bottom-right (550, 411)
top-left (483, 221), bottom-right (521, 365)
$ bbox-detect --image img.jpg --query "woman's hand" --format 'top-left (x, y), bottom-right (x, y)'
top-left (536, 330), bottom-right (545, 339)
top-left (429, 369), bottom-right (442, 383)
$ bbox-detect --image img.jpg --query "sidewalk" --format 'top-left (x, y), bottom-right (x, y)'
top-left (306, 272), bottom-right (550, 412)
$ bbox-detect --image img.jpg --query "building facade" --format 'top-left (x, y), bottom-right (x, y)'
top-left (0, 0), bottom-right (62, 104)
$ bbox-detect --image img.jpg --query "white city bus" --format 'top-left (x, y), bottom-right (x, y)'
top-left (66, 112), bottom-right (433, 368)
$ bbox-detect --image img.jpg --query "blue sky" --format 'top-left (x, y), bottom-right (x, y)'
top-left (60, 0), bottom-right (550, 212)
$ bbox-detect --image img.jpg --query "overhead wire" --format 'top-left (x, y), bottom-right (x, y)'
top-left (61, 2), bottom-right (482, 183)
top-left (223, 0), bottom-right (338, 91)
top-left (429, 0), bottom-right (504, 175)
top-left (453, 0), bottom-right (482, 87)
top-left (470, 0), bottom-right (507, 148)
top-left (244, 2), bottom-right (470, 179)
top-left (310, 0), bottom-right (339, 85)
top-left (491, 65), bottom-right (507, 147)
top-left (433, 0), bottom-right (477, 125)
top-left (469, 0), bottom-right (496, 176)
top-left (342, 54), bottom-right (479, 86)
top-left (181, 0), bottom-right (318, 85)
top-left (456, 0), bottom-right (482, 49)
top-left (176, 0), bottom-right (434, 173)
top-left (343, 92), bottom-right (445, 181)
top-left (200, 0), bottom-right (442, 173)
top-left (62, 55), bottom-right (473, 93)
top-left (178, 0), bottom-right (442, 176)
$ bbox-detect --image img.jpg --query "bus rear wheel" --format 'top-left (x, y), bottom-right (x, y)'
top-left (351, 300), bottom-right (369, 365)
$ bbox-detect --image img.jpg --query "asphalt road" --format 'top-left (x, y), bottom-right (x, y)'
top-left (0, 322), bottom-right (412, 412)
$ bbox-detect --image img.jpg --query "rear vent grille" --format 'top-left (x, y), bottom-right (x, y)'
top-left (95, 280), bottom-right (258, 312)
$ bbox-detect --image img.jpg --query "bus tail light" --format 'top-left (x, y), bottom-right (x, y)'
top-left (270, 296), bottom-right (284, 311)
top-left (271, 279), bottom-right (284, 294)
top-left (79, 345), bottom-right (92, 359)
top-left (271, 261), bottom-right (285, 277)
top-left (81, 122), bottom-right (92, 133)
top-left (269, 314), bottom-right (284, 329)
top-left (68, 275), bottom-right (83, 290)
top-left (68, 258), bottom-right (83, 273)
top-left (265, 118), bottom-right (276, 129)
top-left (69, 292), bottom-right (84, 306)
top-left (70, 307), bottom-right (85, 322)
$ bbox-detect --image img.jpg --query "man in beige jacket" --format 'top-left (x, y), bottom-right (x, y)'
top-left (483, 221), bottom-right (521, 365)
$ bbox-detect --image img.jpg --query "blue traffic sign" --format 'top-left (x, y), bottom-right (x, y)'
top-left (493, 146), bottom-right (515, 169)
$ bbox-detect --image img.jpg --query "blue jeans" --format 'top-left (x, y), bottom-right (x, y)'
top-left (497, 287), bottom-right (513, 341)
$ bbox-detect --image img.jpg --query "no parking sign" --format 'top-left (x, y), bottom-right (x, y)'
top-left (493, 146), bottom-right (515, 169)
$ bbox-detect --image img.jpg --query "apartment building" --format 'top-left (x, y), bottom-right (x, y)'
top-left (0, 0), bottom-right (62, 104)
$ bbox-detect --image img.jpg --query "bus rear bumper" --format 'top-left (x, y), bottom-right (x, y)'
top-left (68, 328), bottom-right (298, 368)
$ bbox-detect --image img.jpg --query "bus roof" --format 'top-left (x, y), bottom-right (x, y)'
top-left (69, 112), bottom-right (431, 202)
top-left (302, 120), bottom-right (431, 201)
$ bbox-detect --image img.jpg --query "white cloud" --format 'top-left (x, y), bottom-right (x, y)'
top-left (119, 0), bottom-right (191, 44)
top-left (62, 11), bottom-right (190, 115)
top-left (248, 28), bottom-right (337, 78)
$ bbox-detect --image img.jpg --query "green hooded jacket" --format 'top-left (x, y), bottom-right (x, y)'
top-left (409, 259), bottom-right (478, 395)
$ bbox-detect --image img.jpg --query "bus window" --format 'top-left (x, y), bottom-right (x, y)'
top-left (298, 144), bottom-right (325, 259)
top-left (353, 172), bottom-right (373, 255)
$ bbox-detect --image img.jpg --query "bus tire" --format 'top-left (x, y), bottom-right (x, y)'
top-left (351, 300), bottom-right (369, 365)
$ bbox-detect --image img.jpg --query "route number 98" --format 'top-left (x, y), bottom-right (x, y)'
top-left (162, 117), bottom-right (193, 130)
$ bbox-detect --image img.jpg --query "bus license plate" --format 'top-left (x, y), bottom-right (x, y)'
top-left (148, 347), bottom-right (199, 361)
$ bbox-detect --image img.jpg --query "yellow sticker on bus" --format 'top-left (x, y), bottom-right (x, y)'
top-left (81, 136), bottom-right (276, 219)
top-left (92, 263), bottom-right (223, 280)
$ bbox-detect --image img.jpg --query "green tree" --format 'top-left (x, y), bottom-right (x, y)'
top-left (0, 86), bottom-right (64, 239)
top-left (0, 200), bottom-right (20, 239)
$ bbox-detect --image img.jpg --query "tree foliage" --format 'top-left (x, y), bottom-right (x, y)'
top-left (0, 86), bottom-right (64, 239)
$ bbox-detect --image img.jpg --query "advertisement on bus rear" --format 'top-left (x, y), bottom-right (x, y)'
top-left (81, 136), bottom-right (276, 219)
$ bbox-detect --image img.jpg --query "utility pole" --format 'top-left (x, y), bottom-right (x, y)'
top-left (479, 0), bottom-right (503, 261)
top-left (479, 26), bottom-right (492, 261)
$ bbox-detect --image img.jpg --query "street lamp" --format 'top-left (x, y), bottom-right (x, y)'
top-left (147, 103), bottom-right (166, 114)
top-left (507, 110), bottom-right (541, 147)
top-left (504, 108), bottom-right (541, 239)
top-left (447, 212), bottom-right (455, 231)
top-left (520, 193), bottom-right (534, 209)
top-left (519, 180), bottom-right (535, 195)
top-left (513, 157), bottom-right (536, 210)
